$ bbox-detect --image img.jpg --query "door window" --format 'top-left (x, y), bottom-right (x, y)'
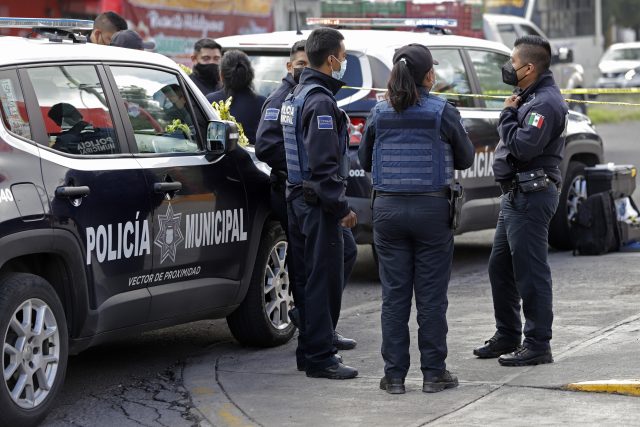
top-left (110, 67), bottom-right (201, 154)
top-left (467, 50), bottom-right (514, 109)
top-left (430, 49), bottom-right (473, 108)
top-left (0, 70), bottom-right (31, 139)
top-left (28, 65), bottom-right (120, 155)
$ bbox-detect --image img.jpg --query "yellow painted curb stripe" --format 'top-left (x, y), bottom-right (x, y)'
top-left (566, 380), bottom-right (640, 396)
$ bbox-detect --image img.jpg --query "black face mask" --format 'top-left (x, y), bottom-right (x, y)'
top-left (193, 63), bottom-right (220, 85)
top-left (501, 61), bottom-right (529, 86)
top-left (292, 67), bottom-right (304, 84)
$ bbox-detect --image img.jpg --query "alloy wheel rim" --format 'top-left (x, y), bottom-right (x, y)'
top-left (3, 298), bottom-right (60, 409)
top-left (566, 174), bottom-right (587, 223)
top-left (263, 241), bottom-right (293, 330)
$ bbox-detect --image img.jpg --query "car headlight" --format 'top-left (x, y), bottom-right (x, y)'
top-left (625, 69), bottom-right (637, 80)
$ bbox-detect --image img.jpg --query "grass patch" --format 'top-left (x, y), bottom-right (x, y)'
top-left (588, 107), bottom-right (640, 124)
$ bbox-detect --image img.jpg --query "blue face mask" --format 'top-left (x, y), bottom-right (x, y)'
top-left (331, 55), bottom-right (347, 80)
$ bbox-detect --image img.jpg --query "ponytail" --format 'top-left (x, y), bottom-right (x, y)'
top-left (386, 59), bottom-right (419, 113)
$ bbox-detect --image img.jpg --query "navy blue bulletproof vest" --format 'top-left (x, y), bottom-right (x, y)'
top-left (281, 84), bottom-right (349, 185)
top-left (372, 94), bottom-right (453, 192)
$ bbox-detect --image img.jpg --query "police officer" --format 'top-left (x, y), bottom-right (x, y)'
top-left (473, 35), bottom-right (568, 366)
top-left (280, 28), bottom-right (358, 379)
top-left (358, 44), bottom-right (474, 394)
top-left (255, 40), bottom-right (358, 367)
top-left (190, 38), bottom-right (223, 96)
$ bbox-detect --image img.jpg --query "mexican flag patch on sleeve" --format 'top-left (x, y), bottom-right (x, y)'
top-left (527, 112), bottom-right (545, 128)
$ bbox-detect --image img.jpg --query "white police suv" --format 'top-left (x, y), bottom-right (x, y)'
top-left (218, 21), bottom-right (603, 252)
top-left (0, 18), bottom-right (294, 427)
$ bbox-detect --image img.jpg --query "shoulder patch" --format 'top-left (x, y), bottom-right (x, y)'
top-left (264, 108), bottom-right (279, 121)
top-left (527, 112), bottom-right (545, 129)
top-left (317, 115), bottom-right (334, 130)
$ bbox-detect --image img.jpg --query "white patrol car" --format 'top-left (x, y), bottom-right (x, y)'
top-left (0, 18), bottom-right (293, 427)
top-left (217, 23), bottom-right (603, 254)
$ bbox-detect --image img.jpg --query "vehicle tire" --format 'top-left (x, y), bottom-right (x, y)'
top-left (549, 160), bottom-right (588, 250)
top-left (227, 221), bottom-right (295, 347)
top-left (0, 273), bottom-right (68, 427)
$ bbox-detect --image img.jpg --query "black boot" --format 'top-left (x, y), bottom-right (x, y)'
top-left (422, 370), bottom-right (459, 393)
top-left (333, 331), bottom-right (357, 350)
top-left (380, 376), bottom-right (405, 394)
top-left (306, 362), bottom-right (358, 380)
top-left (473, 335), bottom-right (520, 359)
top-left (498, 347), bottom-right (553, 367)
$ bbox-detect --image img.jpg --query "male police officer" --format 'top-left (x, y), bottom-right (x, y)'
top-left (474, 35), bottom-right (568, 366)
top-left (280, 28), bottom-right (358, 379)
top-left (255, 40), bottom-right (357, 363)
top-left (190, 38), bottom-right (223, 96)
top-left (91, 11), bottom-right (127, 46)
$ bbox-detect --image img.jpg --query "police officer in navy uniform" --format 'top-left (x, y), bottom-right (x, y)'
top-left (473, 35), bottom-right (568, 366)
top-left (280, 27), bottom-right (358, 379)
top-left (255, 40), bottom-right (358, 365)
top-left (359, 44), bottom-right (473, 394)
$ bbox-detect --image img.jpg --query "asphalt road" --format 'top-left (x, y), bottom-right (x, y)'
top-left (42, 120), bottom-right (640, 426)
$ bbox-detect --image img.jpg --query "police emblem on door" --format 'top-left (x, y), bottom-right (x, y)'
top-left (154, 203), bottom-right (184, 263)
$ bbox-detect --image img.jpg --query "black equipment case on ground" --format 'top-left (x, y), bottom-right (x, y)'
top-left (585, 164), bottom-right (636, 198)
top-left (583, 164), bottom-right (640, 246)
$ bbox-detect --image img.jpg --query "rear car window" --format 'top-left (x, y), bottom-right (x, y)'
top-left (430, 49), bottom-right (473, 108)
top-left (467, 49), bottom-right (513, 108)
top-left (246, 52), bottom-right (363, 101)
top-left (110, 66), bottom-right (200, 154)
top-left (0, 70), bottom-right (31, 140)
top-left (28, 65), bottom-right (120, 155)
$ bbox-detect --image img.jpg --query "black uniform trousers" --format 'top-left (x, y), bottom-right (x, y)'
top-left (374, 194), bottom-right (453, 379)
top-left (271, 179), bottom-right (357, 309)
top-left (488, 183), bottom-right (559, 351)
top-left (287, 196), bottom-right (355, 370)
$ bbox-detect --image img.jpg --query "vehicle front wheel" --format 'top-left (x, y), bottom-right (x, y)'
top-left (549, 161), bottom-right (588, 250)
top-left (227, 221), bottom-right (295, 347)
top-left (0, 273), bottom-right (68, 427)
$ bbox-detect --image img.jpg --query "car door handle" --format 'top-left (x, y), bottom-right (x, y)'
top-left (55, 186), bottom-right (90, 198)
top-left (154, 181), bottom-right (182, 193)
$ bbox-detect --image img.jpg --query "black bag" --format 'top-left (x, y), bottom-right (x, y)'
top-left (570, 190), bottom-right (621, 255)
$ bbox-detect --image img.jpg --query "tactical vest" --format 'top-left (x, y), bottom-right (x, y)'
top-left (281, 84), bottom-right (349, 185)
top-left (372, 94), bottom-right (453, 192)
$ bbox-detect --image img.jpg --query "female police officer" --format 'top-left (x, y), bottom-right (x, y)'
top-left (358, 44), bottom-right (473, 394)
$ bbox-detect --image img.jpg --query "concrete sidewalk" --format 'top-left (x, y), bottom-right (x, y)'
top-left (183, 248), bottom-right (640, 426)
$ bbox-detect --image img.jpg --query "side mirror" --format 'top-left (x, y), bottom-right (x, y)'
top-left (205, 120), bottom-right (238, 161)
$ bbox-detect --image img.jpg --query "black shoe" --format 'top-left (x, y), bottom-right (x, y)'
top-left (473, 335), bottom-right (520, 359)
top-left (333, 331), bottom-right (357, 350)
top-left (288, 308), bottom-right (300, 328)
top-left (306, 362), bottom-right (358, 380)
top-left (422, 370), bottom-right (459, 393)
top-left (379, 376), bottom-right (405, 394)
top-left (297, 354), bottom-right (343, 371)
top-left (498, 346), bottom-right (553, 367)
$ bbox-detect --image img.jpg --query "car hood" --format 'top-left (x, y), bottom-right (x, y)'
top-left (598, 60), bottom-right (640, 74)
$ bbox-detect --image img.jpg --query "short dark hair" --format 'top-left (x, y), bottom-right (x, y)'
top-left (194, 38), bottom-right (222, 54)
top-left (290, 39), bottom-right (306, 60)
top-left (94, 11), bottom-right (127, 33)
top-left (514, 35), bottom-right (552, 72)
top-left (220, 50), bottom-right (255, 96)
top-left (305, 28), bottom-right (344, 68)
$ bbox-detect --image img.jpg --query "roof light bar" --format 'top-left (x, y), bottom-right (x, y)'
top-left (0, 17), bottom-right (93, 31)
top-left (306, 17), bottom-right (458, 28)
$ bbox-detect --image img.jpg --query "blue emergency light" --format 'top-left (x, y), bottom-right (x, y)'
top-left (0, 17), bottom-right (93, 31)
top-left (306, 17), bottom-right (458, 29)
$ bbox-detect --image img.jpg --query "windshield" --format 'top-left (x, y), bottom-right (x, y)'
top-left (602, 47), bottom-right (640, 61)
top-left (245, 51), bottom-right (363, 101)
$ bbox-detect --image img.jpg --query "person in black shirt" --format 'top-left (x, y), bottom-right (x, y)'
top-left (473, 35), bottom-right (568, 367)
top-left (206, 50), bottom-right (266, 145)
top-left (190, 38), bottom-right (222, 96)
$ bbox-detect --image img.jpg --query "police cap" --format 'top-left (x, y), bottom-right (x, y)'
top-left (392, 44), bottom-right (439, 85)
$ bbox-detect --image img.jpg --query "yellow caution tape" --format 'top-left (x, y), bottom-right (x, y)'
top-left (257, 80), bottom-right (640, 107)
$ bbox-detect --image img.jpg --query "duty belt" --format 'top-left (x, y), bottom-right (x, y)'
top-left (376, 188), bottom-right (450, 198)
